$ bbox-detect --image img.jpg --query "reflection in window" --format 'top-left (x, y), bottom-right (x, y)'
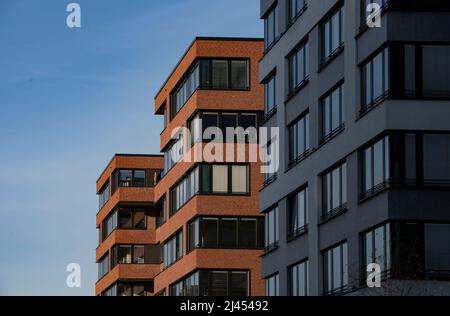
top-left (264, 207), bottom-right (279, 250)
top-left (288, 0), bottom-right (307, 24)
top-left (362, 48), bottom-right (389, 109)
top-left (98, 254), bottom-right (109, 280)
top-left (322, 162), bottom-right (347, 219)
top-left (321, 5), bottom-right (344, 62)
top-left (264, 5), bottom-right (278, 49)
top-left (289, 112), bottom-right (310, 165)
top-left (323, 242), bottom-right (348, 295)
top-left (265, 274), bottom-right (279, 296)
top-left (187, 217), bottom-right (263, 251)
top-left (98, 181), bottom-right (110, 210)
top-left (364, 223), bottom-right (391, 278)
top-left (288, 187), bottom-right (308, 238)
top-left (362, 136), bottom-right (390, 195)
top-left (170, 270), bottom-right (248, 296)
top-left (321, 83), bottom-right (344, 141)
top-left (102, 207), bottom-right (147, 241)
top-left (163, 231), bottom-right (183, 268)
top-left (264, 74), bottom-right (276, 116)
top-left (289, 260), bottom-right (309, 296)
top-left (288, 42), bottom-right (310, 93)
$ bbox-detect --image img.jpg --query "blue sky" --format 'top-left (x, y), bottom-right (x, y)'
top-left (0, 0), bottom-right (262, 296)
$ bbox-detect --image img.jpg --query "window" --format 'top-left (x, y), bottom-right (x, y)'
top-left (156, 197), bottom-right (167, 228)
top-left (103, 283), bottom-right (152, 297)
top-left (362, 136), bottom-right (390, 197)
top-left (289, 260), bottom-right (309, 296)
top-left (200, 164), bottom-right (249, 195)
top-left (187, 217), bottom-right (264, 251)
top-left (422, 46), bottom-right (450, 96)
top-left (101, 207), bottom-right (147, 241)
top-left (163, 230), bottom-right (183, 268)
top-left (379, 44), bottom-right (450, 100)
top-left (288, 41), bottom-right (309, 93)
top-left (264, 142), bottom-right (277, 184)
top-left (288, 112), bottom-right (310, 165)
top-left (424, 223), bottom-right (450, 278)
top-left (170, 166), bottom-right (200, 216)
top-left (200, 59), bottom-right (249, 90)
top-left (388, 132), bottom-right (450, 187)
top-left (265, 207), bottom-right (279, 250)
top-left (231, 61), bottom-right (249, 89)
top-left (288, 187), bottom-right (308, 238)
top-left (171, 270), bottom-right (249, 296)
top-left (188, 111), bottom-right (258, 145)
top-left (265, 274), bottom-right (279, 296)
top-left (321, 5), bottom-right (344, 63)
top-left (164, 133), bottom-right (183, 174)
top-left (264, 5), bottom-right (278, 50)
top-left (170, 164), bottom-right (249, 215)
top-left (364, 223), bottom-right (391, 278)
top-left (98, 254), bottom-right (109, 280)
top-left (264, 74), bottom-right (276, 116)
top-left (423, 134), bottom-right (450, 184)
top-left (98, 181), bottom-right (110, 210)
top-left (110, 244), bottom-right (161, 268)
top-left (362, 47), bottom-right (390, 110)
top-left (288, 0), bottom-right (307, 24)
top-left (322, 162), bottom-right (347, 220)
top-left (321, 83), bottom-right (344, 141)
top-left (171, 271), bottom-right (200, 296)
top-left (171, 63), bottom-right (200, 118)
top-left (323, 242), bottom-right (348, 295)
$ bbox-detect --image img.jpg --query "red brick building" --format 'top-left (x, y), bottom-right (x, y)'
top-left (96, 37), bottom-right (265, 296)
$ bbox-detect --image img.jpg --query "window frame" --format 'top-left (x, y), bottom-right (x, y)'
top-left (288, 40), bottom-right (310, 96)
top-left (320, 4), bottom-right (344, 65)
top-left (323, 242), bottom-right (348, 296)
top-left (287, 186), bottom-right (309, 239)
top-left (288, 259), bottom-right (309, 296)
top-left (320, 82), bottom-right (345, 143)
top-left (321, 161), bottom-right (347, 221)
top-left (288, 111), bottom-right (310, 167)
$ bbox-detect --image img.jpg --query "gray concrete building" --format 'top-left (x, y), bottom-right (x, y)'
top-left (259, 0), bottom-right (450, 296)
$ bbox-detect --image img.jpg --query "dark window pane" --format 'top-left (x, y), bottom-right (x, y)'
top-left (239, 114), bottom-right (257, 130)
top-left (212, 60), bottom-right (229, 89)
top-left (133, 170), bottom-right (146, 187)
top-left (210, 271), bottom-right (228, 296)
top-left (119, 208), bottom-right (132, 228)
top-left (133, 211), bottom-right (146, 229)
top-left (200, 60), bottom-right (211, 87)
top-left (423, 46), bottom-right (450, 96)
top-left (202, 218), bottom-right (218, 247)
top-left (230, 271), bottom-right (248, 296)
top-left (423, 134), bottom-right (450, 183)
top-left (239, 219), bottom-right (258, 248)
top-left (424, 223), bottom-right (450, 277)
top-left (220, 218), bottom-right (238, 248)
top-left (231, 61), bottom-right (248, 89)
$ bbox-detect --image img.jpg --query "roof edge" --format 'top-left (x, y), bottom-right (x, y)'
top-left (153, 36), bottom-right (264, 101)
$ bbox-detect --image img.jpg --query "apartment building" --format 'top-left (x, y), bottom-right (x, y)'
top-left (259, 0), bottom-right (450, 296)
top-left (95, 154), bottom-right (164, 296)
top-left (96, 37), bottom-right (266, 296)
